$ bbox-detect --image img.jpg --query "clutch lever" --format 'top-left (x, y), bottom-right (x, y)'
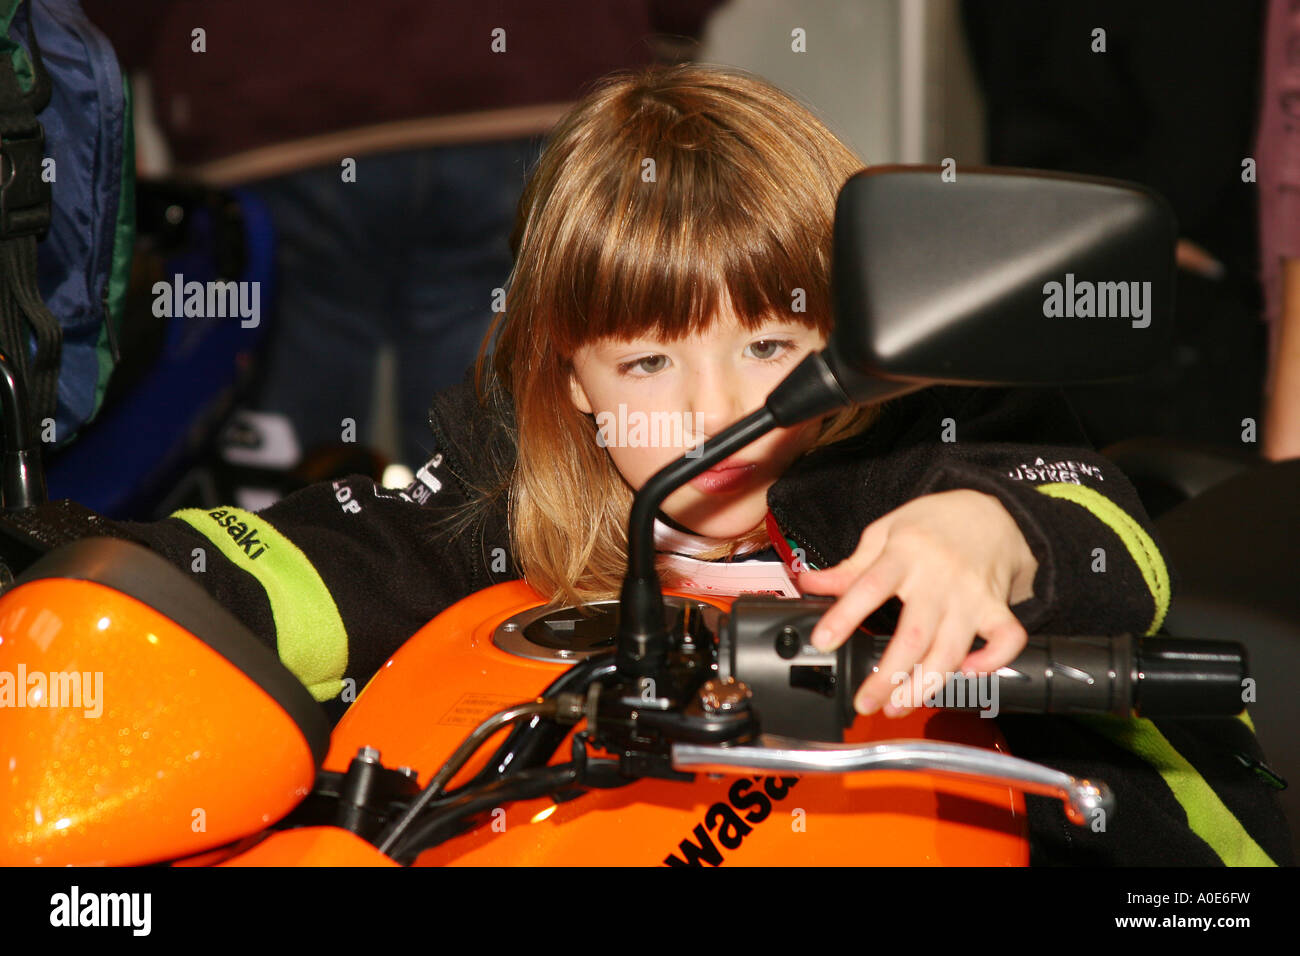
top-left (671, 734), bottom-right (1113, 827)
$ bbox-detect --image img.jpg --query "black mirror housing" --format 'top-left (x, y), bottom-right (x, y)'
top-left (827, 165), bottom-right (1178, 395)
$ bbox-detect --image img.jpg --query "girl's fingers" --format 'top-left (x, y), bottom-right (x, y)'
top-left (808, 552), bottom-right (907, 653)
top-left (855, 588), bottom-right (942, 716)
top-left (903, 606), bottom-right (985, 716)
top-left (795, 564), bottom-right (854, 594)
top-left (880, 605), bottom-right (975, 718)
top-left (959, 604), bottom-right (1028, 675)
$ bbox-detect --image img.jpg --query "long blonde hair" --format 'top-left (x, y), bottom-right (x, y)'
top-left (459, 63), bottom-right (881, 608)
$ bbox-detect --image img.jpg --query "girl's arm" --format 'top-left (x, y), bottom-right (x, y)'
top-left (83, 450), bottom-right (513, 724)
top-left (772, 384), bottom-right (1172, 642)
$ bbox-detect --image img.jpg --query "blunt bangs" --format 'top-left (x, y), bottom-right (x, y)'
top-left (508, 65), bottom-right (854, 359)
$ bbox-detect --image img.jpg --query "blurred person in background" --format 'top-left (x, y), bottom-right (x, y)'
top-left (83, 0), bottom-right (726, 474)
top-left (962, 0), bottom-right (1269, 455)
top-left (1256, 0), bottom-right (1300, 461)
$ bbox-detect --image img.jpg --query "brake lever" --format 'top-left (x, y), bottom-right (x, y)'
top-left (671, 734), bottom-right (1113, 827)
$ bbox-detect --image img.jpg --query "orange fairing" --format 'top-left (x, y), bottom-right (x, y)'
top-left (218, 827), bottom-right (399, 867)
top-left (330, 581), bottom-right (1028, 866)
top-left (0, 576), bottom-right (317, 866)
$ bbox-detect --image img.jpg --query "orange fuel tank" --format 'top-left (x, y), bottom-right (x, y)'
top-left (326, 581), bottom-right (1027, 866)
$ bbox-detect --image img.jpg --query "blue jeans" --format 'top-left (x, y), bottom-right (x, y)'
top-left (246, 136), bottom-right (540, 468)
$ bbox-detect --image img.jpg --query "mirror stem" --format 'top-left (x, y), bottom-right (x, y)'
top-left (765, 350), bottom-right (854, 425)
top-left (616, 404), bottom-right (779, 678)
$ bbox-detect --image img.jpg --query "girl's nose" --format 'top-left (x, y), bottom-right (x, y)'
top-left (687, 367), bottom-right (750, 435)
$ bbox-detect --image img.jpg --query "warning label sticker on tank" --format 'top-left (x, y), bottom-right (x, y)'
top-left (439, 693), bottom-right (526, 727)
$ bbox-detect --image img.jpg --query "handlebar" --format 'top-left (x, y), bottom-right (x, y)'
top-left (354, 596), bottom-right (1251, 861)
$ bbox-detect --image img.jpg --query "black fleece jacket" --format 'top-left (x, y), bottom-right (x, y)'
top-left (77, 377), bottom-right (1293, 866)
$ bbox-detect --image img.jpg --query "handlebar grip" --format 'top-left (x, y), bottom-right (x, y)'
top-left (720, 597), bottom-right (1249, 741)
top-left (853, 633), bottom-right (1249, 719)
top-left (1118, 636), bottom-right (1247, 717)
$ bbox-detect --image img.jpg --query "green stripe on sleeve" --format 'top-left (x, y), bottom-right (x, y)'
top-left (1080, 715), bottom-right (1276, 867)
top-left (1033, 482), bottom-right (1171, 636)
top-left (172, 507), bottom-right (348, 702)
top-left (1032, 486), bottom-right (1269, 864)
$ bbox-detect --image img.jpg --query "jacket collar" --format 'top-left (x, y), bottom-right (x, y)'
top-left (425, 375), bottom-right (518, 498)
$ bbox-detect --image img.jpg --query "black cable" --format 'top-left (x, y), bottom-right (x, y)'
top-left (469, 653), bottom-right (617, 787)
top-left (389, 762), bottom-right (583, 864)
top-left (374, 699), bottom-right (554, 855)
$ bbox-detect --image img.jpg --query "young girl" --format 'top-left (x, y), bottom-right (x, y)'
top-left (99, 64), bottom-right (1287, 866)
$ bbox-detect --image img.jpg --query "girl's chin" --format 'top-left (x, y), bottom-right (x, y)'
top-left (660, 491), bottom-right (768, 539)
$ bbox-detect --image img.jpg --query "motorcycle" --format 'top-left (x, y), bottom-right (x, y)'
top-left (0, 167), bottom-right (1265, 867)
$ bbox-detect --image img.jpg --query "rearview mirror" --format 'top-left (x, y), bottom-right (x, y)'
top-left (825, 164), bottom-right (1177, 396)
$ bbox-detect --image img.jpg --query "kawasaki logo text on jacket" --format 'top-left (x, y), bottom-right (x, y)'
top-left (207, 509), bottom-right (268, 559)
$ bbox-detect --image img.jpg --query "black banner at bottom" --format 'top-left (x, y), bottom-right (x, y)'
top-left (1, 864), bottom-right (1295, 940)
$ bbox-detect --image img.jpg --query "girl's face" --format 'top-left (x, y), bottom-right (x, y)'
top-left (568, 303), bottom-right (828, 539)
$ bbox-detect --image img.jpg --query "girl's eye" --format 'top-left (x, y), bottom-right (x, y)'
top-left (746, 338), bottom-right (796, 360)
top-left (618, 354), bottom-right (669, 376)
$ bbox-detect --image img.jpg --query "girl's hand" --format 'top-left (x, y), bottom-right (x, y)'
top-left (795, 489), bottom-right (1038, 717)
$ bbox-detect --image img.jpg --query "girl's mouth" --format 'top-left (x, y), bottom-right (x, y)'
top-left (688, 462), bottom-right (757, 493)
